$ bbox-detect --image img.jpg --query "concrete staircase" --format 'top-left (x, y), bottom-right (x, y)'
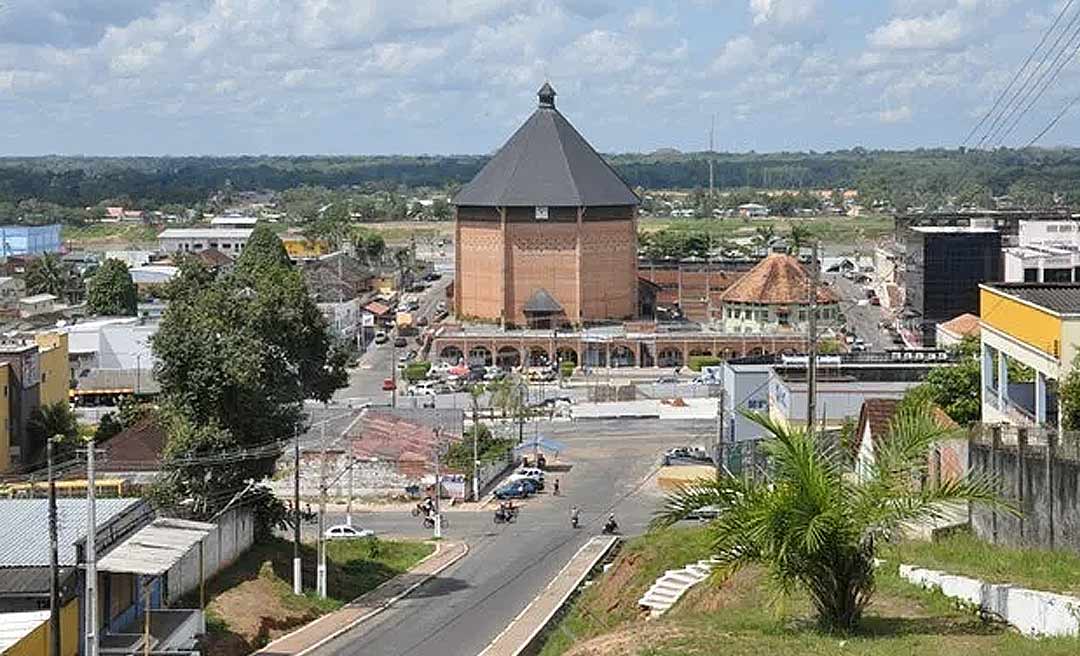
top-left (638, 556), bottom-right (720, 618)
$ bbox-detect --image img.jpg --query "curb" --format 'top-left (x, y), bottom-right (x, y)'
top-left (478, 536), bottom-right (619, 656)
top-left (257, 541), bottom-right (470, 656)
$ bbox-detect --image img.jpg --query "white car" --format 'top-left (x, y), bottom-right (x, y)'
top-left (324, 524), bottom-right (375, 540)
top-left (408, 386), bottom-right (437, 397)
top-left (431, 362), bottom-right (453, 374)
top-left (515, 467), bottom-right (546, 482)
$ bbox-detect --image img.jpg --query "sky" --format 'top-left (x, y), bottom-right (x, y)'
top-left (0, 0), bottom-right (1078, 155)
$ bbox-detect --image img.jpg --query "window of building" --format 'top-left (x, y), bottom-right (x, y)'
top-left (1024, 268), bottom-right (1039, 282)
top-left (1045, 268), bottom-right (1072, 283)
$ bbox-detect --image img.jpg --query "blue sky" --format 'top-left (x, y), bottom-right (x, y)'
top-left (0, 1), bottom-right (1075, 155)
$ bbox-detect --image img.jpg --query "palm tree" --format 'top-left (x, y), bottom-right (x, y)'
top-left (751, 225), bottom-right (775, 254)
top-left (653, 406), bottom-right (1010, 633)
top-left (26, 253), bottom-right (76, 300)
top-left (788, 224), bottom-right (812, 253)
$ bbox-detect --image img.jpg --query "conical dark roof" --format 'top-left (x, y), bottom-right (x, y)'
top-left (453, 83), bottom-right (639, 207)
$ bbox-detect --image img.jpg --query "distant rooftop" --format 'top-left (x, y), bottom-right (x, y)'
top-left (981, 282), bottom-right (1080, 315)
top-left (909, 226), bottom-right (998, 234)
top-left (0, 498), bottom-right (143, 566)
top-left (158, 228), bottom-right (253, 240)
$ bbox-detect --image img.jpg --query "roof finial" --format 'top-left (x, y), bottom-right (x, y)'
top-left (538, 81), bottom-right (556, 109)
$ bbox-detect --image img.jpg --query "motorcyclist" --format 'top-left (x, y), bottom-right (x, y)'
top-left (553, 478), bottom-right (560, 496)
top-left (570, 505), bottom-right (580, 528)
top-left (604, 513), bottom-right (618, 533)
top-left (421, 496), bottom-right (435, 517)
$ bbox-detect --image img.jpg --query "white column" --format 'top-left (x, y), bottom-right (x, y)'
top-left (1036, 371), bottom-right (1047, 425)
top-left (997, 349), bottom-right (1009, 409)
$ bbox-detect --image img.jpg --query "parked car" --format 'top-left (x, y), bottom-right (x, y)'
top-left (417, 317), bottom-right (430, 327)
top-left (507, 472), bottom-right (544, 490)
top-left (655, 376), bottom-right (680, 385)
top-left (374, 331), bottom-right (388, 345)
top-left (382, 378), bottom-right (396, 391)
top-left (663, 446), bottom-right (711, 465)
top-left (515, 466), bottom-right (546, 481)
top-left (324, 524), bottom-right (375, 540)
top-left (425, 272), bottom-right (442, 282)
top-left (685, 505), bottom-right (722, 522)
top-left (494, 480), bottom-right (534, 499)
top-left (408, 385), bottom-right (436, 397)
top-left (527, 369), bottom-right (557, 383)
top-left (431, 361), bottom-right (453, 374)
top-left (393, 336), bottom-right (408, 348)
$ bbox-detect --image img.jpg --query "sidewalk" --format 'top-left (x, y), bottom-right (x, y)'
top-left (478, 535), bottom-right (618, 656)
top-left (256, 541), bottom-right (469, 656)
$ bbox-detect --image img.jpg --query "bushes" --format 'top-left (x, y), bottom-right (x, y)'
top-left (404, 361), bottom-right (432, 383)
top-left (688, 355), bottom-right (723, 371)
top-left (559, 361), bottom-right (575, 378)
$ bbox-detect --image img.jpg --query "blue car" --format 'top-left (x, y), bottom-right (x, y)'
top-left (494, 479), bottom-right (536, 499)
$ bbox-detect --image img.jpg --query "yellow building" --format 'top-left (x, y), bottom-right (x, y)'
top-left (979, 283), bottom-right (1080, 428)
top-left (34, 331), bottom-right (70, 408)
top-left (280, 235), bottom-right (329, 260)
top-left (0, 365), bottom-right (9, 474)
top-left (2, 600), bottom-right (80, 656)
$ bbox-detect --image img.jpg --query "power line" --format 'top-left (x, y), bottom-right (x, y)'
top-left (977, 2), bottom-right (1080, 148)
top-left (1024, 91), bottom-right (1080, 147)
top-left (994, 18), bottom-right (1080, 147)
top-left (963, 0), bottom-right (1077, 146)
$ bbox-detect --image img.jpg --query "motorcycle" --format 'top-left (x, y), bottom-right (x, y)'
top-left (602, 518), bottom-right (619, 535)
top-left (570, 514), bottom-right (579, 529)
top-left (493, 507), bottom-right (518, 525)
top-left (422, 514), bottom-right (448, 529)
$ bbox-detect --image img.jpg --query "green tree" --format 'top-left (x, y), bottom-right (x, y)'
top-left (653, 408), bottom-right (1009, 633)
top-left (151, 244), bottom-right (347, 521)
top-left (751, 225), bottom-right (775, 253)
top-left (29, 402), bottom-right (81, 460)
top-left (905, 337), bottom-right (981, 425)
top-left (236, 224), bottom-right (291, 275)
top-left (26, 253), bottom-right (78, 301)
top-left (788, 224), bottom-right (812, 252)
top-left (1059, 358), bottom-right (1080, 430)
top-left (87, 259), bottom-right (137, 315)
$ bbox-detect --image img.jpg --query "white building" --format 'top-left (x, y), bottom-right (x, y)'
top-left (158, 229), bottom-right (252, 257)
top-left (737, 203), bottom-right (768, 218)
top-left (210, 216), bottom-right (259, 229)
top-left (318, 299), bottom-right (361, 340)
top-left (105, 250), bottom-right (154, 268)
top-left (18, 294), bottom-right (57, 318)
top-left (1003, 245), bottom-right (1080, 283)
top-left (0, 277), bottom-right (26, 310)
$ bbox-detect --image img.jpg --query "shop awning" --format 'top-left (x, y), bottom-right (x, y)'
top-left (96, 518), bottom-right (214, 577)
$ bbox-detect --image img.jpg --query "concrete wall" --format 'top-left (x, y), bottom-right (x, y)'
top-left (901, 564), bottom-right (1080, 637)
top-left (970, 437), bottom-right (1080, 554)
top-left (165, 507), bottom-right (255, 604)
top-left (4, 600), bottom-right (79, 656)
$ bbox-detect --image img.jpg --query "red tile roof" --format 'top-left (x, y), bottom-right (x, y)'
top-left (719, 254), bottom-right (838, 305)
top-left (349, 411), bottom-right (462, 477)
top-left (852, 398), bottom-right (959, 454)
top-left (938, 313), bottom-right (981, 339)
top-left (364, 301), bottom-right (392, 316)
top-left (195, 248), bottom-right (233, 268)
top-left (99, 416), bottom-right (167, 472)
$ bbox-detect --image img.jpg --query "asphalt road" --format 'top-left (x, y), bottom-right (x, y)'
top-left (310, 418), bottom-right (713, 656)
top-left (828, 274), bottom-right (893, 351)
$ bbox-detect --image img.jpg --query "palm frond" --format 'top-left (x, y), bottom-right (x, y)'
top-left (650, 475), bottom-right (747, 529)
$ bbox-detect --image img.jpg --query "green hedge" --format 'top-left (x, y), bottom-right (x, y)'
top-left (688, 355), bottom-right (723, 371)
top-left (404, 361), bottom-right (432, 383)
top-left (559, 361), bottom-right (575, 378)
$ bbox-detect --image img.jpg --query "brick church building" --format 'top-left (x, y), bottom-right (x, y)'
top-left (452, 83), bottom-right (639, 328)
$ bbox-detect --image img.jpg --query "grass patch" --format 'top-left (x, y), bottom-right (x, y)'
top-left (638, 214), bottom-right (893, 245)
top-left (538, 526), bottom-right (714, 656)
top-left (540, 527), bottom-right (1080, 656)
top-left (195, 536), bottom-right (433, 656)
top-left (883, 531), bottom-right (1080, 596)
top-left (62, 222), bottom-right (161, 244)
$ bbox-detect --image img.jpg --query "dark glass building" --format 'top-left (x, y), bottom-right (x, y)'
top-left (903, 226), bottom-right (1002, 346)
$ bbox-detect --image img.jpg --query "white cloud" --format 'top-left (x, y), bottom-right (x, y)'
top-left (711, 35), bottom-right (755, 73)
top-left (627, 6), bottom-right (676, 31)
top-left (867, 10), bottom-right (966, 49)
top-left (565, 30), bottom-right (639, 74)
top-left (749, 0), bottom-right (821, 27)
top-left (879, 105), bottom-right (913, 123)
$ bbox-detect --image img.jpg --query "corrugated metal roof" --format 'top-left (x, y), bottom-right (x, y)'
top-left (453, 83), bottom-right (639, 207)
top-left (0, 498), bottom-right (142, 567)
top-left (0, 566), bottom-right (73, 597)
top-left (0, 610), bottom-right (50, 652)
top-left (96, 518), bottom-right (214, 576)
top-left (985, 282), bottom-right (1080, 314)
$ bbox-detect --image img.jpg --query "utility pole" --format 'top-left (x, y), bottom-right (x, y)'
top-left (391, 342), bottom-right (398, 408)
top-left (433, 427), bottom-right (443, 539)
top-left (708, 115), bottom-right (715, 211)
top-left (806, 240), bottom-right (820, 439)
top-left (346, 452), bottom-right (354, 527)
top-left (292, 424), bottom-right (302, 596)
top-left (471, 391), bottom-right (480, 502)
top-left (85, 443), bottom-right (99, 656)
top-left (47, 438), bottom-right (60, 656)
top-left (317, 422), bottom-right (327, 598)
top-left (715, 388), bottom-right (725, 482)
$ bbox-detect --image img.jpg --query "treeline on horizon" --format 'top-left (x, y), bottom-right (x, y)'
top-left (1, 147), bottom-right (1079, 211)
